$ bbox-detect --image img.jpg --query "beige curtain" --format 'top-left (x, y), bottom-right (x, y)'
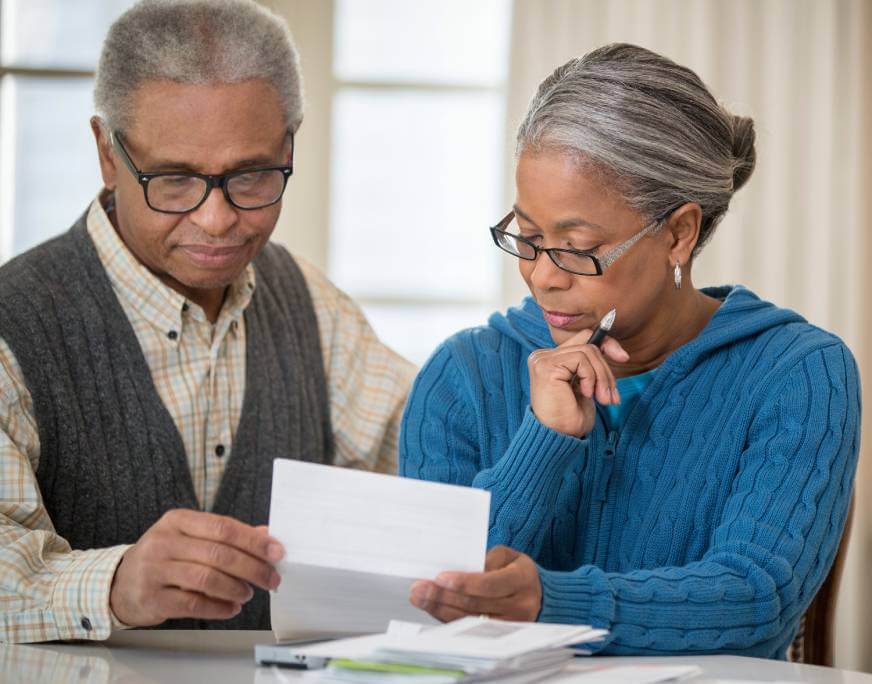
top-left (505, 0), bottom-right (872, 670)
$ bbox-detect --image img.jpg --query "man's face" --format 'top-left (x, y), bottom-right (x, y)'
top-left (92, 79), bottom-right (291, 300)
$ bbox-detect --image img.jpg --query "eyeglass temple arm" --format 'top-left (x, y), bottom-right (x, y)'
top-left (109, 131), bottom-right (142, 177)
top-left (598, 215), bottom-right (669, 270)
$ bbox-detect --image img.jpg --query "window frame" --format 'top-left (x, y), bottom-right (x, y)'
top-left (0, 1), bottom-right (99, 263)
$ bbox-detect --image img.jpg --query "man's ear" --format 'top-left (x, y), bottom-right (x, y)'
top-left (664, 202), bottom-right (703, 266)
top-left (90, 117), bottom-right (118, 191)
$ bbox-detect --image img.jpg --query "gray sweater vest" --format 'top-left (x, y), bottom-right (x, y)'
top-left (0, 213), bottom-right (334, 630)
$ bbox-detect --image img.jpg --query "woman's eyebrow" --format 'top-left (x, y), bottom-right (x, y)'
top-left (513, 205), bottom-right (605, 233)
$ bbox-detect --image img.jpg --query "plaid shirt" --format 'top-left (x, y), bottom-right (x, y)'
top-left (0, 197), bottom-right (415, 643)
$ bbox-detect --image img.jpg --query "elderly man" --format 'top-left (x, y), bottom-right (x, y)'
top-left (0, 0), bottom-right (414, 642)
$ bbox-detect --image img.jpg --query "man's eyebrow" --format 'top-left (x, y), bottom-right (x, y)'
top-left (145, 155), bottom-right (281, 174)
top-left (513, 205), bottom-right (605, 232)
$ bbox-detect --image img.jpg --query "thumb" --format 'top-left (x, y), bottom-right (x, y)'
top-left (485, 545), bottom-right (520, 571)
top-left (600, 336), bottom-right (629, 362)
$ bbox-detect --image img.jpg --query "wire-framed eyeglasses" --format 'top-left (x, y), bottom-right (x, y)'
top-left (489, 210), bottom-right (672, 276)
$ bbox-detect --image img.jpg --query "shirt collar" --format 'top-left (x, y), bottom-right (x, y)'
top-left (85, 192), bottom-right (256, 340)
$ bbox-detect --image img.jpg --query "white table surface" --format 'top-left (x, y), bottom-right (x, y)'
top-left (1, 630), bottom-right (870, 684)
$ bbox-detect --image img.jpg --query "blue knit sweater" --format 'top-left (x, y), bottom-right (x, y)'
top-left (400, 286), bottom-right (861, 658)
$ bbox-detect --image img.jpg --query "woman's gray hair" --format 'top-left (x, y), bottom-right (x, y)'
top-left (94, 0), bottom-right (303, 133)
top-left (517, 43), bottom-right (755, 257)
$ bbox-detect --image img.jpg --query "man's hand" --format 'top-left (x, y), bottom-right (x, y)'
top-left (409, 546), bottom-right (541, 622)
top-left (109, 509), bottom-right (284, 627)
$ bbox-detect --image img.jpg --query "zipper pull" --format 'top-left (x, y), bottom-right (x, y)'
top-left (594, 431), bottom-right (618, 501)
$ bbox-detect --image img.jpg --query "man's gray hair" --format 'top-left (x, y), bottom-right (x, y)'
top-left (94, 0), bottom-right (303, 133)
top-left (517, 43), bottom-right (755, 257)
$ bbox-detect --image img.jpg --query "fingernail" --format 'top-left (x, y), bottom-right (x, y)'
top-left (409, 583), bottom-right (426, 606)
top-left (612, 388), bottom-right (621, 404)
top-left (245, 585), bottom-right (255, 601)
top-left (270, 571), bottom-right (282, 590)
top-left (267, 542), bottom-right (284, 562)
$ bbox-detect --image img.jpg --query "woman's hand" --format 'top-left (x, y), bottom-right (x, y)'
top-left (409, 546), bottom-right (541, 622)
top-left (528, 329), bottom-right (629, 438)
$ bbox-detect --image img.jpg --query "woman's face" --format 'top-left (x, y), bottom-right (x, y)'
top-left (515, 150), bottom-right (673, 345)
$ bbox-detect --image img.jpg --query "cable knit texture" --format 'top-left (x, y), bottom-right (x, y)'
top-left (400, 286), bottom-right (861, 658)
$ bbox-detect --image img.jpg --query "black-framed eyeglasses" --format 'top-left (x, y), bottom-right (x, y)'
top-left (110, 130), bottom-right (294, 214)
top-left (489, 210), bottom-right (671, 276)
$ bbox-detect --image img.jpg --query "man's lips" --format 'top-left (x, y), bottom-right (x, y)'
top-left (179, 243), bottom-right (248, 268)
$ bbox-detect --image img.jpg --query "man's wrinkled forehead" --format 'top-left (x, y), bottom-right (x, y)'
top-left (119, 79), bottom-right (291, 173)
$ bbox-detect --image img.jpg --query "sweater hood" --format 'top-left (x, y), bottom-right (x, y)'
top-left (488, 285), bottom-right (807, 373)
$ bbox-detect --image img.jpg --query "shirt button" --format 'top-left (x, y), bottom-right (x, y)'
top-left (167, 330), bottom-right (178, 341)
top-left (80, 616), bottom-right (92, 632)
top-left (215, 444), bottom-right (226, 457)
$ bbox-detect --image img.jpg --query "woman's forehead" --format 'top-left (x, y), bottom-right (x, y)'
top-left (515, 152), bottom-right (639, 236)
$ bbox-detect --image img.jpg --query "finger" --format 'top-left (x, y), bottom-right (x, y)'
top-left (416, 584), bottom-right (522, 617)
top-left (571, 353), bottom-right (598, 399)
top-left (533, 347), bottom-right (599, 398)
top-left (560, 328), bottom-right (595, 347)
top-left (156, 587), bottom-right (242, 621)
top-left (560, 327), bottom-right (629, 362)
top-left (161, 560), bottom-right (255, 604)
top-left (166, 510), bottom-right (284, 563)
top-left (168, 536), bottom-right (281, 591)
top-left (580, 345), bottom-right (618, 405)
top-left (410, 581), bottom-right (490, 618)
top-left (547, 345), bottom-right (617, 405)
top-left (433, 564), bottom-right (522, 599)
top-left (430, 605), bottom-right (473, 623)
top-left (417, 599), bottom-right (472, 623)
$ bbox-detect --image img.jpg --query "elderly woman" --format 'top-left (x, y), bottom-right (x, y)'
top-left (399, 44), bottom-right (860, 658)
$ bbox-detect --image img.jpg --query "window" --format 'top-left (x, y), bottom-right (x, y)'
top-left (328, 0), bottom-right (512, 364)
top-left (1, 0), bottom-right (515, 367)
top-left (0, 0), bottom-right (133, 260)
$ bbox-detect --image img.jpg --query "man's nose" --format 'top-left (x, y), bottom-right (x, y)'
top-left (189, 186), bottom-right (238, 236)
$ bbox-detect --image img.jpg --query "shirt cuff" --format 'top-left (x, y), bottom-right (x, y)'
top-left (49, 544), bottom-right (131, 640)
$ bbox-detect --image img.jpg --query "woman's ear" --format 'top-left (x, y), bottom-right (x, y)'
top-left (665, 202), bottom-right (703, 266)
top-left (90, 116), bottom-right (118, 191)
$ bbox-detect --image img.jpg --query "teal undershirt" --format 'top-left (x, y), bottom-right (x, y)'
top-left (600, 369), bottom-right (657, 431)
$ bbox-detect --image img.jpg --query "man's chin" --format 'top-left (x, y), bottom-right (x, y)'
top-left (179, 271), bottom-right (244, 293)
top-left (157, 265), bottom-right (245, 302)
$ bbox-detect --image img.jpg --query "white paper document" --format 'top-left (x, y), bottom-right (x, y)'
top-left (554, 664), bottom-right (702, 684)
top-left (268, 459), bottom-right (491, 641)
top-left (377, 617), bottom-right (609, 663)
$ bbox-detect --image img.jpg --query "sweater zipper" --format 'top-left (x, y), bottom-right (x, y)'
top-left (590, 429), bottom-right (618, 566)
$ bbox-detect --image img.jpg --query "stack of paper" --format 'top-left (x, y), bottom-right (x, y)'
top-left (293, 617), bottom-right (609, 684)
top-left (267, 459), bottom-right (491, 640)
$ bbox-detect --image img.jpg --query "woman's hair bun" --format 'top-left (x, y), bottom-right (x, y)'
top-left (730, 114), bottom-right (756, 191)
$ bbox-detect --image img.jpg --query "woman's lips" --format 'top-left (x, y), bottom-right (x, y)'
top-left (543, 310), bottom-right (586, 328)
